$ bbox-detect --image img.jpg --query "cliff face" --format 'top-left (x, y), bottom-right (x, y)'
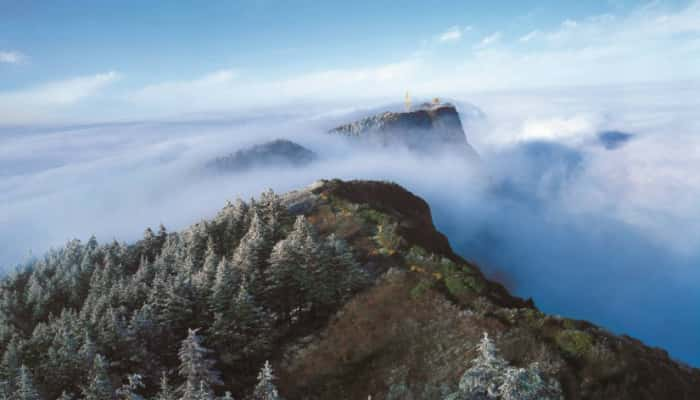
top-left (275, 179), bottom-right (700, 400)
top-left (328, 103), bottom-right (479, 158)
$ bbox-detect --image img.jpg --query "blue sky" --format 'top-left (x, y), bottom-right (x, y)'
top-left (0, 0), bottom-right (698, 123)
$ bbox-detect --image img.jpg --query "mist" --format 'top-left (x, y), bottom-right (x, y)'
top-left (1, 82), bottom-right (699, 366)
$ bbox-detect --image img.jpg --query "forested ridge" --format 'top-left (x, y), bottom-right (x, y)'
top-left (1, 180), bottom-right (699, 400)
top-left (0, 189), bottom-right (367, 399)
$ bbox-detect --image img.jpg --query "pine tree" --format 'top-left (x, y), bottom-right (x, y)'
top-left (57, 391), bottom-right (75, 400)
top-left (211, 277), bottom-right (271, 365)
top-left (0, 337), bottom-right (21, 393)
top-left (232, 212), bottom-right (269, 273)
top-left (79, 333), bottom-right (98, 369)
top-left (445, 333), bottom-right (563, 400)
top-left (154, 374), bottom-right (175, 400)
top-left (252, 361), bottom-right (280, 400)
top-left (219, 392), bottom-right (234, 400)
top-left (115, 374), bottom-right (144, 400)
top-left (457, 332), bottom-right (507, 398)
top-left (177, 329), bottom-right (222, 395)
top-left (209, 259), bottom-right (238, 317)
top-left (81, 354), bottom-right (113, 400)
top-left (161, 274), bottom-right (195, 331)
top-left (326, 234), bottom-right (367, 300)
top-left (263, 216), bottom-right (315, 323)
top-left (14, 365), bottom-right (40, 400)
top-left (194, 241), bottom-right (219, 292)
top-left (259, 189), bottom-right (288, 243)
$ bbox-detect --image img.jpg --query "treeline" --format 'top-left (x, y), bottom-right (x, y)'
top-left (0, 190), bottom-right (368, 399)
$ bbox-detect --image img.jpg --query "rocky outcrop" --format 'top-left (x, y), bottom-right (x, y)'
top-left (328, 102), bottom-right (479, 158)
top-left (206, 139), bottom-right (316, 172)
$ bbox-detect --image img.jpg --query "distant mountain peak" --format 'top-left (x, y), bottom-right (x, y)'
top-left (206, 138), bottom-right (316, 173)
top-left (328, 101), bottom-right (479, 158)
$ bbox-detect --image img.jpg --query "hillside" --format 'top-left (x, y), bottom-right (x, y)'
top-left (206, 139), bottom-right (317, 173)
top-left (0, 180), bottom-right (698, 399)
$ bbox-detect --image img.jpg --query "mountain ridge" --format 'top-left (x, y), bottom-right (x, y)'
top-left (0, 179), bottom-right (697, 400)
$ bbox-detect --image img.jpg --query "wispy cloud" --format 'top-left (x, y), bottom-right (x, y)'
top-left (0, 51), bottom-right (26, 64)
top-left (125, 61), bottom-right (421, 117)
top-left (519, 30), bottom-right (539, 42)
top-left (0, 72), bottom-right (119, 124)
top-left (438, 25), bottom-right (471, 42)
top-left (474, 32), bottom-right (501, 49)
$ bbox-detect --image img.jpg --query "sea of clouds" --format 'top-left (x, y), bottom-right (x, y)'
top-left (1, 82), bottom-right (698, 366)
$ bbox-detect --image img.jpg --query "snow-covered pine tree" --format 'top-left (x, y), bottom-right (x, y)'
top-left (445, 333), bottom-right (562, 400)
top-left (252, 361), bottom-right (280, 400)
top-left (81, 354), bottom-right (113, 400)
top-left (79, 333), bottom-right (98, 370)
top-left (209, 259), bottom-right (238, 317)
top-left (264, 236), bottom-right (303, 323)
top-left (258, 189), bottom-right (288, 243)
top-left (115, 374), bottom-right (144, 400)
top-left (210, 276), bottom-right (271, 365)
top-left (155, 374), bottom-right (175, 400)
top-left (57, 390), bottom-right (75, 400)
top-left (194, 240), bottom-right (219, 293)
top-left (0, 337), bottom-right (21, 393)
top-left (326, 234), bottom-right (367, 300)
top-left (219, 391), bottom-right (234, 400)
top-left (14, 365), bottom-right (40, 400)
top-left (232, 212), bottom-right (270, 274)
top-left (177, 329), bottom-right (222, 396)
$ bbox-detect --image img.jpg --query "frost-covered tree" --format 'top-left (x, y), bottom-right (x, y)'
top-left (81, 354), bottom-right (113, 400)
top-left (14, 365), bottom-right (40, 400)
top-left (154, 374), bottom-right (175, 400)
top-left (209, 260), bottom-right (237, 317)
top-left (251, 361), bottom-right (280, 400)
top-left (219, 391), bottom-right (234, 400)
top-left (177, 329), bottom-right (222, 396)
top-left (193, 241), bottom-right (219, 293)
top-left (445, 333), bottom-right (562, 400)
top-left (79, 334), bottom-right (98, 369)
top-left (0, 337), bottom-right (21, 393)
top-left (57, 390), bottom-right (75, 400)
top-left (211, 277), bottom-right (271, 365)
top-left (115, 374), bottom-right (144, 400)
top-left (232, 212), bottom-right (269, 273)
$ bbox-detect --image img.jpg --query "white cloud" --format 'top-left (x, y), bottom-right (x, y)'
top-left (519, 30), bottom-right (539, 42)
top-left (0, 72), bottom-right (119, 124)
top-left (125, 61), bottom-right (421, 117)
top-left (438, 25), bottom-right (470, 42)
top-left (0, 51), bottom-right (26, 64)
top-left (440, 1), bottom-right (700, 92)
top-left (128, 69), bottom-right (239, 112)
top-left (520, 114), bottom-right (600, 142)
top-left (474, 32), bottom-right (501, 49)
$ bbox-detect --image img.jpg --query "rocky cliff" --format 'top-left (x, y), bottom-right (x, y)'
top-left (328, 102), bottom-right (479, 158)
